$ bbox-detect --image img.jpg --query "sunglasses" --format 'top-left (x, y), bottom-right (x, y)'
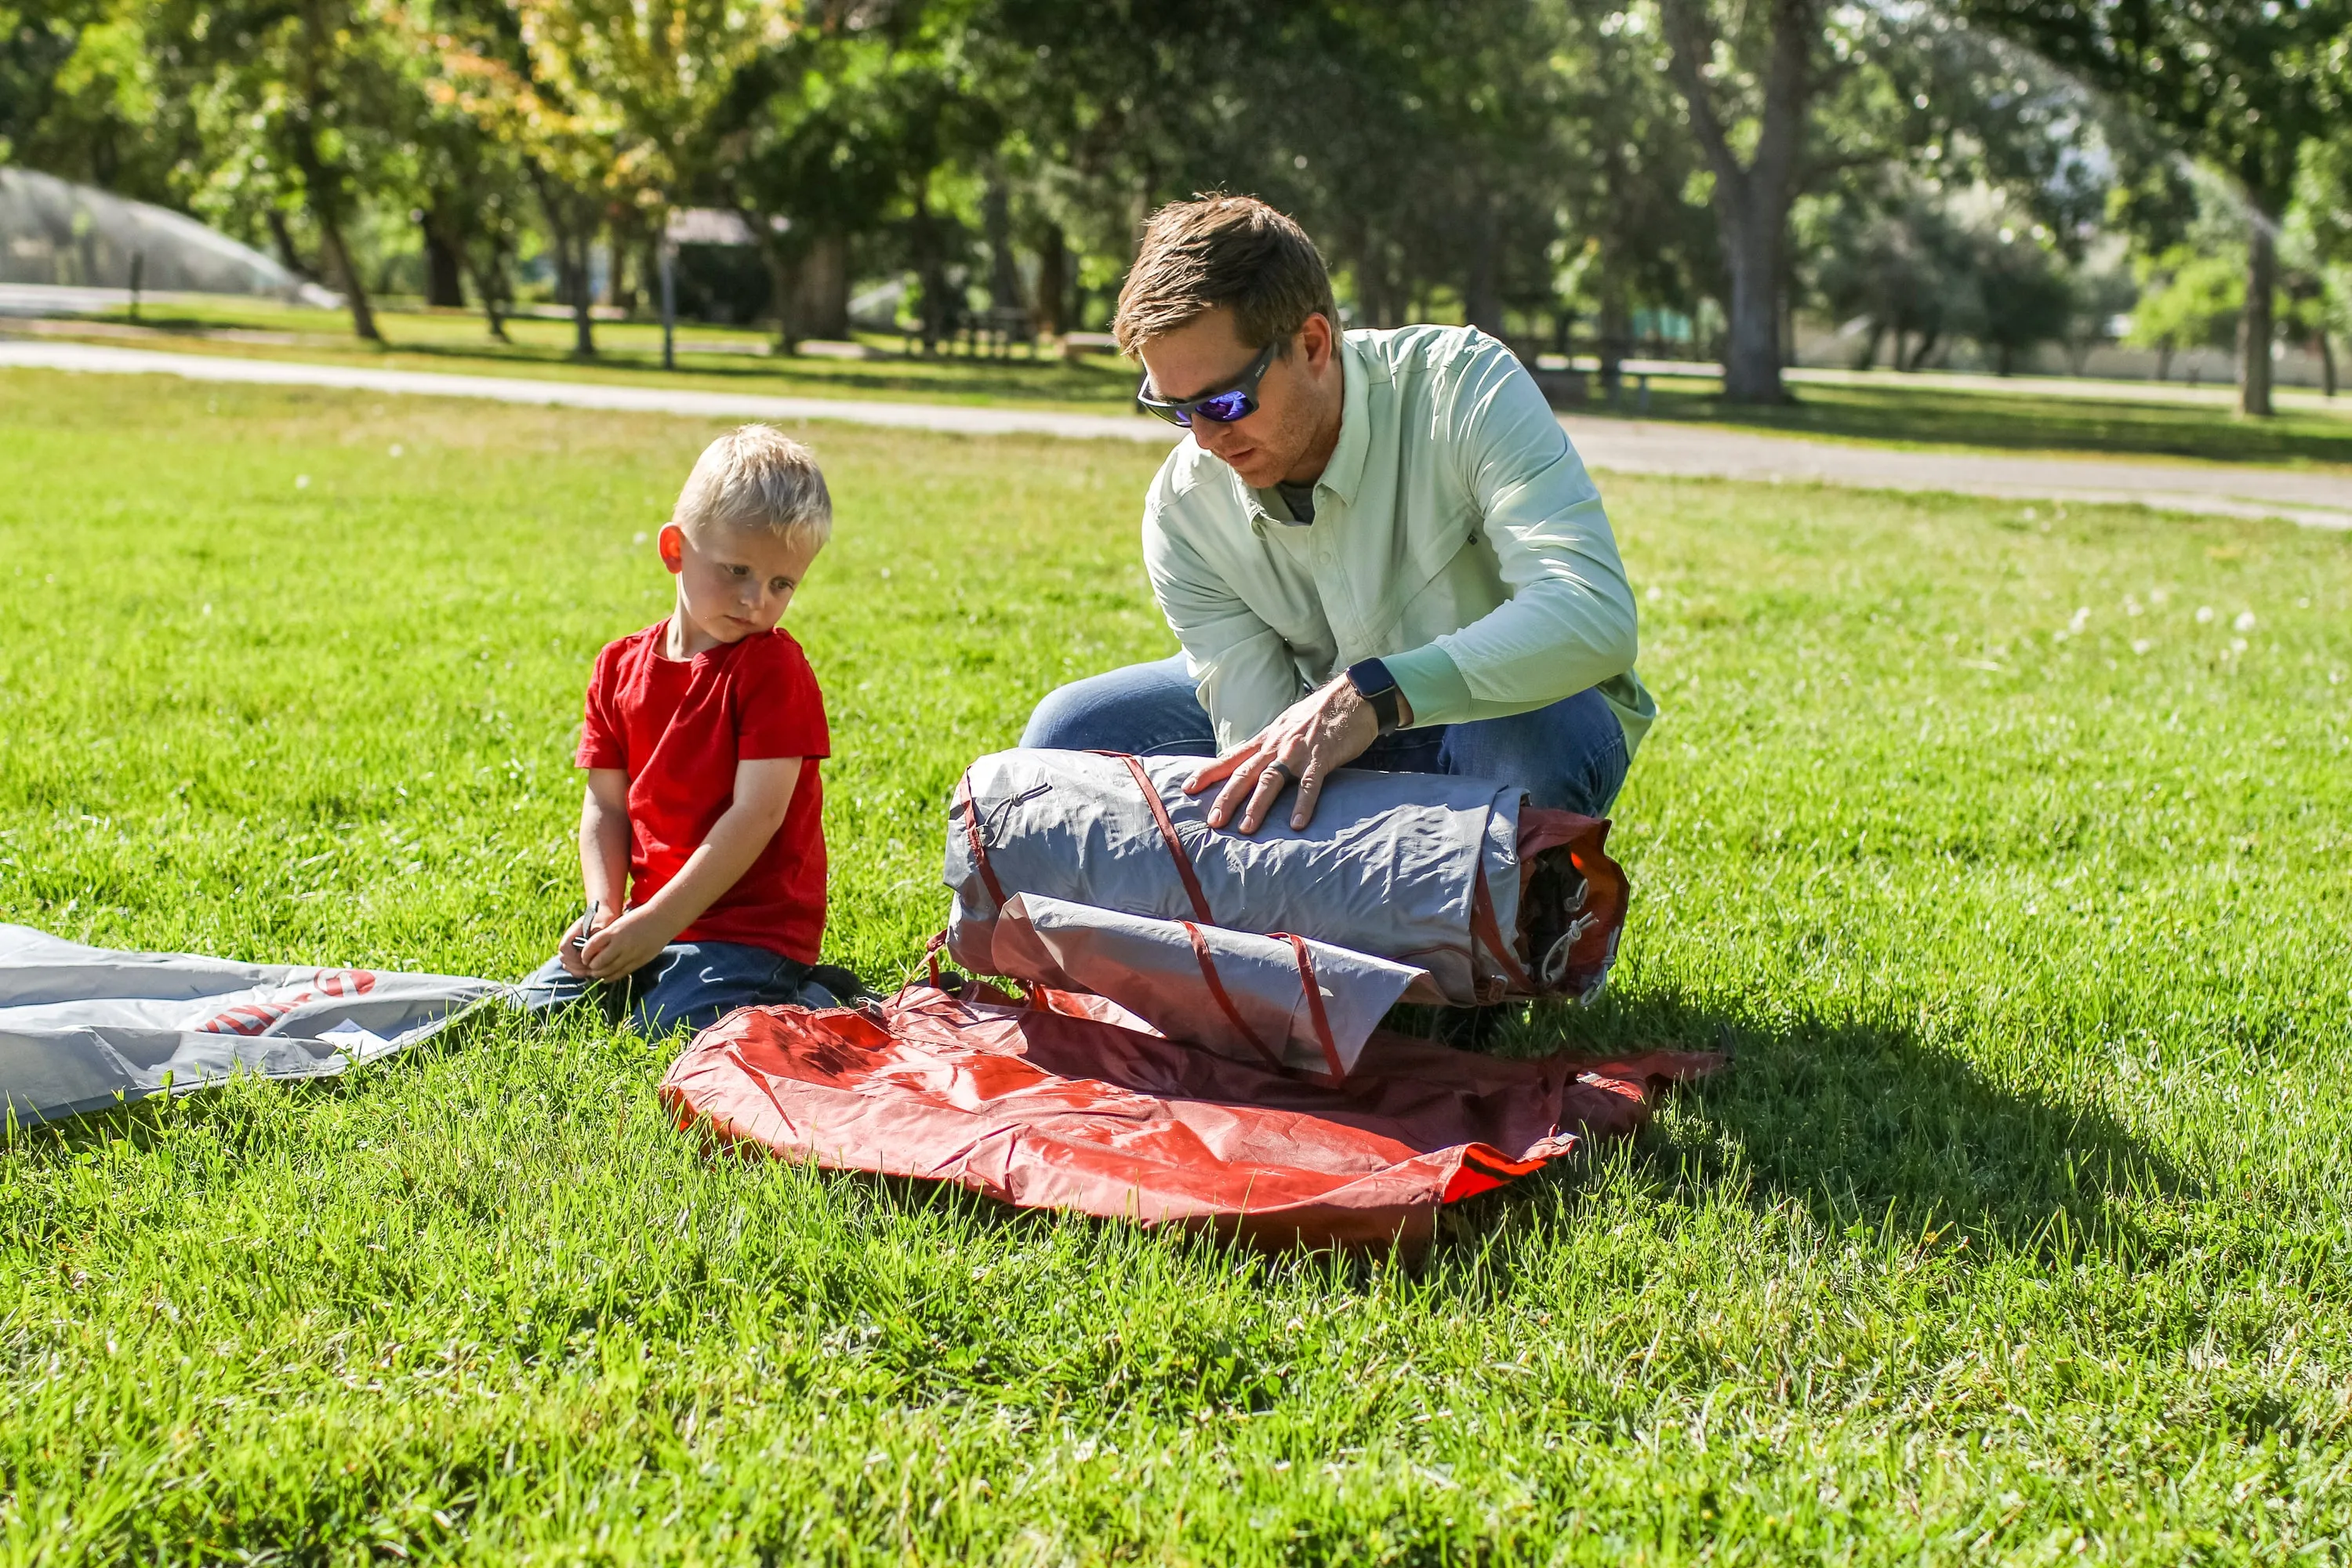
top-left (1136, 341), bottom-right (1277, 427)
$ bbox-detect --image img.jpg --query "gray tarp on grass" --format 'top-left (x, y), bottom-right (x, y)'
top-left (0, 924), bottom-right (503, 1126)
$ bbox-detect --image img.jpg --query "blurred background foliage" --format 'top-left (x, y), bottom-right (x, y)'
top-left (4, 0), bottom-right (2350, 413)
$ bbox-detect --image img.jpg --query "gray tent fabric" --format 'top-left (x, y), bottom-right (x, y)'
top-left (947, 750), bottom-right (1522, 1008)
top-left (991, 892), bottom-right (1426, 1078)
top-left (0, 924), bottom-right (503, 1126)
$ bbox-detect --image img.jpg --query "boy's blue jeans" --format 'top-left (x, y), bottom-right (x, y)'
top-left (1019, 654), bottom-right (1630, 817)
top-left (517, 940), bottom-right (842, 1037)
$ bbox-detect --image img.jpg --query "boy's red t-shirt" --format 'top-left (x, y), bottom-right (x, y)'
top-left (578, 623), bottom-right (829, 964)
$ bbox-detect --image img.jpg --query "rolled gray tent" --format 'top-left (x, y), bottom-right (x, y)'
top-left (943, 750), bottom-right (1631, 1078)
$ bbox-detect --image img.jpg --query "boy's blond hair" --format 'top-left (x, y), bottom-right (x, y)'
top-left (673, 425), bottom-right (833, 550)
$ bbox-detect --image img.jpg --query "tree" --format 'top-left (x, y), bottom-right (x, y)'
top-left (154, 0), bottom-right (426, 340)
top-left (713, 4), bottom-right (989, 351)
top-left (1654, 0), bottom-right (1817, 401)
top-left (2125, 245), bottom-right (2241, 381)
top-left (1546, 3), bottom-right (1717, 384)
top-left (1956, 0), bottom-right (2352, 416)
top-left (2292, 132), bottom-right (2352, 397)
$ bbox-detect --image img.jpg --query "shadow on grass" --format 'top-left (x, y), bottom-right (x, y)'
top-left (1491, 990), bottom-right (2194, 1264)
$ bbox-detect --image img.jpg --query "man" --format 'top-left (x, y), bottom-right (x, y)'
top-left (1022, 194), bottom-right (1654, 837)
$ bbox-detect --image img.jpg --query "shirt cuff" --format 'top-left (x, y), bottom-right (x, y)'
top-left (1384, 643), bottom-right (1472, 728)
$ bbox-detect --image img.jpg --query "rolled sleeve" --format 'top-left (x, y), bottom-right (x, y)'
top-left (1410, 347), bottom-right (1639, 722)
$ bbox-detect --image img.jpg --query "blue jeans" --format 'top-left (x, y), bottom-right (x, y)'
top-left (517, 939), bottom-right (844, 1037)
top-left (1019, 653), bottom-right (1630, 816)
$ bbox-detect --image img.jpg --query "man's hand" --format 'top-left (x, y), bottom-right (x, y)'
top-left (1183, 677), bottom-right (1392, 833)
top-left (581, 905), bottom-right (675, 982)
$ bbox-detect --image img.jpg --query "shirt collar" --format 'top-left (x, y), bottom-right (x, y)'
top-left (1317, 332), bottom-right (1371, 507)
top-left (1232, 333), bottom-right (1374, 535)
top-left (1230, 334), bottom-right (1367, 535)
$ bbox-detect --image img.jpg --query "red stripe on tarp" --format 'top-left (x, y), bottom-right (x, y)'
top-left (954, 771), bottom-right (1008, 910)
top-left (1183, 920), bottom-right (1285, 1071)
top-left (1118, 753), bottom-right (1214, 924)
top-left (1468, 858), bottom-right (1534, 994)
top-left (1283, 934), bottom-right (1346, 1080)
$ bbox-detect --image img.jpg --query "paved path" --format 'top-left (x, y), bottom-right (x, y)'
top-left (7, 339), bottom-right (2349, 531)
top-left (1557, 416), bottom-right (2352, 532)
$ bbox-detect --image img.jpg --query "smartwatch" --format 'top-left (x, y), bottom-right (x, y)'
top-left (1345, 657), bottom-right (1406, 735)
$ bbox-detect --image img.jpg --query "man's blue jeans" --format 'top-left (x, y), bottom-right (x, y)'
top-left (1019, 653), bottom-right (1630, 817)
top-left (517, 939), bottom-right (843, 1037)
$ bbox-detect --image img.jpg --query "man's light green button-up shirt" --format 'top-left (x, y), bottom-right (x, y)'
top-left (1140, 324), bottom-right (1657, 757)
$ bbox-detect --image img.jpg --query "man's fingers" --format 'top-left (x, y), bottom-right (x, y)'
top-left (1183, 748), bottom-right (1250, 794)
top-left (1205, 759), bottom-right (1261, 828)
top-left (1234, 757), bottom-right (1297, 835)
top-left (1290, 766), bottom-right (1326, 831)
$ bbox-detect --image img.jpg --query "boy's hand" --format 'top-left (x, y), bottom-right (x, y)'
top-left (556, 913), bottom-right (601, 978)
top-left (581, 906), bottom-right (671, 982)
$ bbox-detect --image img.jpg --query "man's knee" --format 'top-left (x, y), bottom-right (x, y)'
top-left (1440, 687), bottom-right (1629, 815)
top-left (1018, 657), bottom-right (1213, 754)
top-left (1020, 673), bottom-right (1116, 750)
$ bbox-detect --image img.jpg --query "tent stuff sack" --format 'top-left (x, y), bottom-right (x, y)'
top-left (661, 982), bottom-right (1719, 1253)
top-left (0, 924), bottom-right (503, 1126)
top-left (943, 750), bottom-right (1628, 1077)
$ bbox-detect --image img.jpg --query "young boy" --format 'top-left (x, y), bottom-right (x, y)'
top-left (519, 424), bottom-right (846, 1035)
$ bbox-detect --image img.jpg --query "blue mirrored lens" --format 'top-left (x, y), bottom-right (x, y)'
top-left (1193, 390), bottom-right (1253, 423)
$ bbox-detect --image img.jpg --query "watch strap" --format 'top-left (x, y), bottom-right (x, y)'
top-left (1345, 657), bottom-right (1404, 735)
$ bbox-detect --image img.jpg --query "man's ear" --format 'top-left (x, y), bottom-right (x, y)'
top-left (1298, 312), bottom-right (1335, 370)
top-left (658, 522), bottom-right (687, 575)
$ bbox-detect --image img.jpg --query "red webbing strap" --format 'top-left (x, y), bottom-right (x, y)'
top-left (1118, 753), bottom-right (1214, 924)
top-left (1283, 934), bottom-right (1346, 1080)
top-left (1184, 920), bottom-right (1285, 1071)
top-left (1469, 859), bottom-right (1534, 994)
top-left (953, 771), bottom-right (1008, 909)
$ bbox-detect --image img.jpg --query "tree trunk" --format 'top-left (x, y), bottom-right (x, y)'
top-left (1660, 0), bottom-right (1813, 405)
top-left (762, 245), bottom-right (798, 353)
top-left (265, 210), bottom-right (318, 281)
top-left (2155, 343), bottom-right (2172, 382)
top-left (983, 177), bottom-right (1024, 316)
top-left (422, 210), bottom-right (466, 308)
top-left (1717, 198), bottom-right (1787, 400)
top-left (795, 234), bottom-right (851, 339)
top-left (1464, 198), bottom-right (1504, 337)
top-left (314, 216), bottom-right (379, 342)
top-left (568, 230), bottom-right (596, 357)
top-left (531, 171), bottom-right (596, 358)
top-left (2322, 332), bottom-right (2337, 398)
top-left (1033, 223), bottom-right (1069, 338)
top-left (1598, 296), bottom-right (1632, 398)
top-left (463, 245), bottom-right (510, 342)
top-left (2238, 220), bottom-right (2275, 418)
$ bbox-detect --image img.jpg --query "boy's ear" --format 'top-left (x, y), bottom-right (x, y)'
top-left (658, 523), bottom-right (686, 575)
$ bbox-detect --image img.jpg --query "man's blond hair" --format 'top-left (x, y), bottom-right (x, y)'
top-left (1113, 194), bottom-right (1337, 357)
top-left (673, 425), bottom-right (833, 550)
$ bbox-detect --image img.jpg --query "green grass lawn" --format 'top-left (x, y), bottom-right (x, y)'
top-left (22, 295), bottom-right (2352, 469)
top-left (2, 368), bottom-right (2350, 1563)
top-left (1611, 374), bottom-right (2352, 471)
top-left (19, 298), bottom-right (1151, 416)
